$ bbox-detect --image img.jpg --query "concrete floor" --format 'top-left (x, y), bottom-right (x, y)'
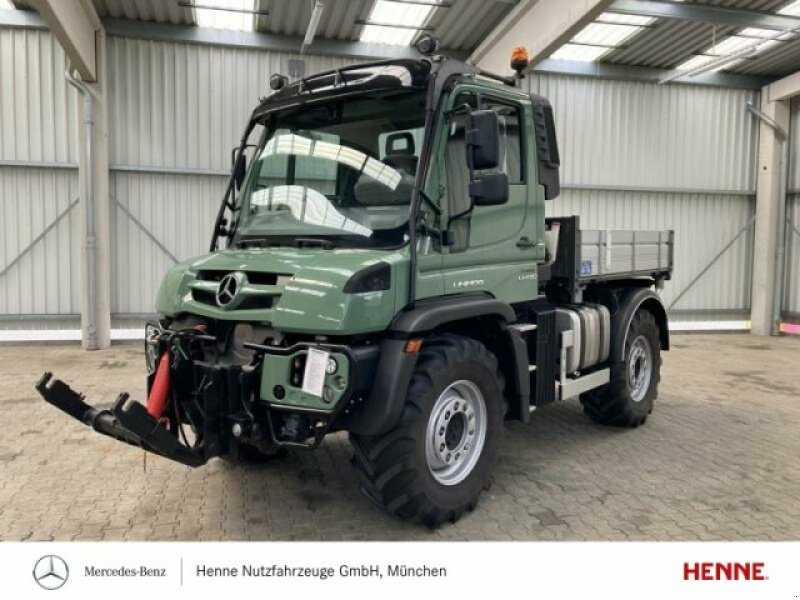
top-left (0, 334), bottom-right (798, 541)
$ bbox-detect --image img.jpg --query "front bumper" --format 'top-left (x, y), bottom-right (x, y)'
top-left (35, 329), bottom-right (380, 467)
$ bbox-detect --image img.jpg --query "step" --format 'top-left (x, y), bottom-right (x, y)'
top-left (528, 364), bottom-right (537, 373)
top-left (510, 323), bottom-right (537, 333)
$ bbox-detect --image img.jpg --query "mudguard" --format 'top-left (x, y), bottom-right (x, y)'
top-left (610, 288), bottom-right (670, 364)
top-left (347, 293), bottom-right (525, 435)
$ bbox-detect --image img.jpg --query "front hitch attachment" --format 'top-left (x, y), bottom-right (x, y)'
top-left (35, 372), bottom-right (206, 467)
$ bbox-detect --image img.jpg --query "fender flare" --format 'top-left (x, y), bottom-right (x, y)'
top-left (610, 288), bottom-right (670, 364)
top-left (390, 293), bottom-right (516, 334)
top-left (347, 294), bottom-right (527, 436)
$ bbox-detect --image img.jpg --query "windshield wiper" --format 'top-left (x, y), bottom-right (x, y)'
top-left (292, 237), bottom-right (336, 249)
top-left (236, 237), bottom-right (287, 249)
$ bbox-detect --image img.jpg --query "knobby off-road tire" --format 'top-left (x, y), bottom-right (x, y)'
top-left (350, 335), bottom-right (505, 528)
top-left (581, 309), bottom-right (661, 428)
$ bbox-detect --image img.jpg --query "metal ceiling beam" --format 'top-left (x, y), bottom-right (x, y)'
top-left (301, 0), bottom-right (325, 54)
top-left (176, 1), bottom-right (270, 16)
top-left (532, 58), bottom-right (773, 89)
top-left (28, 0), bottom-right (102, 81)
top-left (354, 19), bottom-right (435, 31)
top-left (0, 7), bottom-right (47, 29)
top-left (766, 69), bottom-right (800, 101)
top-left (0, 10), bottom-right (466, 60)
top-left (610, 0), bottom-right (800, 33)
top-left (471, 0), bottom-right (615, 74)
top-left (101, 17), bottom-right (467, 60)
top-left (0, 8), bottom-right (773, 88)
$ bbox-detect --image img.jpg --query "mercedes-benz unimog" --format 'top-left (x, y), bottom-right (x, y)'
top-left (37, 39), bottom-right (672, 527)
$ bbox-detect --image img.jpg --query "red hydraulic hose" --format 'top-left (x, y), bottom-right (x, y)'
top-left (147, 351), bottom-right (171, 419)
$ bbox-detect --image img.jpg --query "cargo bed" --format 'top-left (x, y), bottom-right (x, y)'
top-left (544, 216), bottom-right (673, 302)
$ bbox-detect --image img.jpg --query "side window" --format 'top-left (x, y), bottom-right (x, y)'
top-left (481, 99), bottom-right (523, 183)
top-left (444, 92), bottom-right (479, 252)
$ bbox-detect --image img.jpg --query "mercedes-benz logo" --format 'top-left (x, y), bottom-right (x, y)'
top-left (216, 272), bottom-right (245, 308)
top-left (33, 555), bottom-right (69, 590)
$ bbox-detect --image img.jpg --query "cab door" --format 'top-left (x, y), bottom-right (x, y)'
top-left (440, 86), bottom-right (542, 304)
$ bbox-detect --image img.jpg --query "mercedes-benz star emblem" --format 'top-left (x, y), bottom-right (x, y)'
top-left (216, 272), bottom-right (244, 308)
top-left (33, 555), bottom-right (69, 590)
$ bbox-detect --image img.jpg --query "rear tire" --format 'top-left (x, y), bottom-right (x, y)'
top-left (350, 335), bottom-right (505, 528)
top-left (581, 309), bottom-right (661, 427)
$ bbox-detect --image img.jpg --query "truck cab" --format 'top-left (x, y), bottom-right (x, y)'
top-left (37, 43), bottom-right (672, 527)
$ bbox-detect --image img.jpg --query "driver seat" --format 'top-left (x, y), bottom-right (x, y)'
top-left (383, 132), bottom-right (418, 175)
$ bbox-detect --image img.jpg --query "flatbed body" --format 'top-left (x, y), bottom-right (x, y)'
top-left (546, 216), bottom-right (673, 303)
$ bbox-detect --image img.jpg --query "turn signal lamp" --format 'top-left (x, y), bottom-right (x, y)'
top-left (405, 338), bottom-right (423, 354)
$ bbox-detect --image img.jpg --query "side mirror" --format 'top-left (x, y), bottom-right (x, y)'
top-left (468, 110), bottom-right (501, 170)
top-left (470, 172), bottom-right (509, 206)
top-left (233, 152), bottom-right (247, 191)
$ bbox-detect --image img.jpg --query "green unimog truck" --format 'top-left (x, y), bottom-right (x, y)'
top-left (37, 39), bottom-right (673, 527)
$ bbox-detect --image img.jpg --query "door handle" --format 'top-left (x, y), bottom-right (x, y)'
top-left (516, 237), bottom-right (537, 249)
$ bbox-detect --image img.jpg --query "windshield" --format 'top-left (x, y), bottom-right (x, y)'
top-left (235, 89), bottom-right (427, 249)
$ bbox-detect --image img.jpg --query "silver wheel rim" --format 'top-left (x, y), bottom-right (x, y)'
top-left (628, 335), bottom-right (653, 403)
top-left (425, 380), bottom-right (487, 486)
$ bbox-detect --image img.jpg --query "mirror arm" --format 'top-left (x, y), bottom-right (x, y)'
top-left (418, 189), bottom-right (442, 216)
top-left (443, 102), bottom-right (473, 121)
top-left (416, 217), bottom-right (454, 248)
top-left (446, 202), bottom-right (474, 233)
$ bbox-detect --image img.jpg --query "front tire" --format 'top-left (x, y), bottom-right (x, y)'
top-left (581, 309), bottom-right (661, 427)
top-left (350, 335), bottom-right (505, 528)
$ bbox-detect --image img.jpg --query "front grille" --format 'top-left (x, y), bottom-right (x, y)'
top-left (190, 270), bottom-right (287, 310)
top-left (197, 270), bottom-right (289, 285)
top-left (192, 288), bottom-right (217, 306)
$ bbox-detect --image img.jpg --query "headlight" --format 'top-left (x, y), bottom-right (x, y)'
top-left (342, 262), bottom-right (391, 294)
top-left (144, 322), bottom-right (163, 373)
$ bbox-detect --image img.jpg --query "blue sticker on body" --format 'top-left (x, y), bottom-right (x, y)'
top-left (580, 260), bottom-right (593, 276)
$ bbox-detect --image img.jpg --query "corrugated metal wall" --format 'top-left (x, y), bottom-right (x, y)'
top-left (1, 25), bottom-right (768, 327)
top-left (787, 194), bottom-right (800, 318)
top-left (0, 28), bottom-right (78, 164)
top-left (106, 37), bottom-right (351, 315)
top-left (528, 74), bottom-right (759, 321)
top-left (549, 190), bottom-right (754, 313)
top-left (786, 98), bottom-right (799, 317)
top-left (0, 28), bottom-right (80, 320)
top-left (790, 97), bottom-right (799, 193)
top-left (110, 171), bottom-right (223, 314)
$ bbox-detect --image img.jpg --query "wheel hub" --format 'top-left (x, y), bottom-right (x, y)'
top-left (425, 380), bottom-right (487, 486)
top-left (628, 335), bottom-right (653, 403)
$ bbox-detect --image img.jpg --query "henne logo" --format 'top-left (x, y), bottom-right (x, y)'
top-left (33, 555), bottom-right (69, 590)
top-left (683, 561), bottom-right (767, 581)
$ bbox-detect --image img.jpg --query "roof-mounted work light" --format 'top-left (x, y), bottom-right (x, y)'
top-left (270, 73), bottom-right (289, 91)
top-left (417, 34), bottom-right (440, 56)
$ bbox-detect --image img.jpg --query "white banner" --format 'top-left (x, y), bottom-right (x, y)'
top-left (2, 541), bottom-right (798, 599)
